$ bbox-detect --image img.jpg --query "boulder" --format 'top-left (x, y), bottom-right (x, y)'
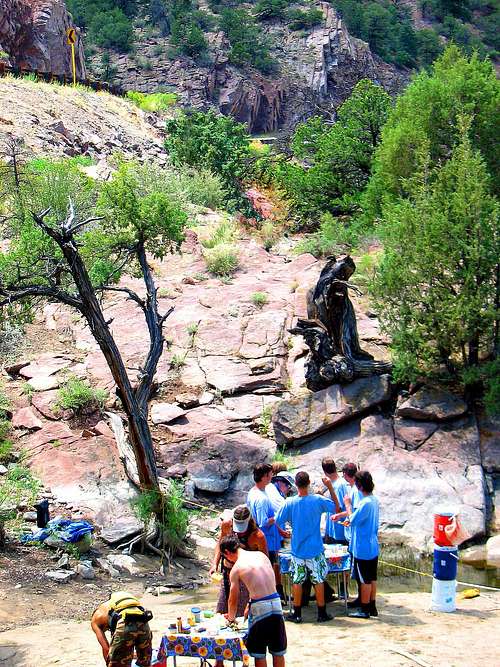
top-left (27, 375), bottom-right (60, 392)
top-left (295, 413), bottom-right (486, 551)
top-left (11, 407), bottom-right (43, 431)
top-left (396, 386), bottom-right (467, 421)
top-left (75, 561), bottom-right (95, 579)
top-left (96, 557), bottom-right (120, 578)
top-left (31, 390), bottom-right (60, 420)
top-left (45, 569), bottom-right (75, 583)
top-left (150, 402), bottom-right (186, 425)
top-left (478, 412), bottom-right (500, 473)
top-left (163, 405), bottom-right (246, 441)
top-left (460, 544), bottom-right (487, 567)
top-left (394, 418), bottom-right (438, 451)
top-left (175, 392), bottom-right (200, 409)
top-left (19, 356), bottom-right (71, 379)
top-left (273, 375), bottom-right (391, 445)
top-left (107, 554), bottom-right (140, 576)
top-left (0, 465), bottom-right (7, 475)
top-left (100, 517), bottom-right (143, 546)
top-left (158, 430), bottom-right (275, 496)
top-left (199, 355), bottom-right (285, 395)
top-left (486, 534), bottom-right (500, 567)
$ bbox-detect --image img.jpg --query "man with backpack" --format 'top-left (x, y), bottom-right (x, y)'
top-left (91, 591), bottom-right (153, 666)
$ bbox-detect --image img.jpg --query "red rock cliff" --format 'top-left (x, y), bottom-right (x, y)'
top-left (0, 0), bottom-right (85, 77)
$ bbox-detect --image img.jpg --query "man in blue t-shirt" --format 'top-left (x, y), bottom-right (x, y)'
top-left (320, 457), bottom-right (349, 545)
top-left (248, 463), bottom-right (290, 599)
top-left (345, 470), bottom-right (380, 619)
top-left (276, 471), bottom-right (339, 624)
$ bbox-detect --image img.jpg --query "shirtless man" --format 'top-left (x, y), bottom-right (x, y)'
top-left (91, 591), bottom-right (152, 667)
top-left (220, 535), bottom-right (287, 667)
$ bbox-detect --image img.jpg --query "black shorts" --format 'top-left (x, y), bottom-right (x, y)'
top-left (352, 556), bottom-right (378, 584)
top-left (245, 614), bottom-right (287, 659)
top-left (268, 550), bottom-right (278, 565)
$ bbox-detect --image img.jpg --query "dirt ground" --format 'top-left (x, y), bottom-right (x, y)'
top-left (0, 570), bottom-right (499, 667)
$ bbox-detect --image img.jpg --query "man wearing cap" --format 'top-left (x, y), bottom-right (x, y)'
top-left (266, 472), bottom-right (295, 514)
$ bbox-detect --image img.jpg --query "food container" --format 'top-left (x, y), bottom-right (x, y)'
top-left (191, 606), bottom-right (202, 623)
top-left (203, 610), bottom-right (214, 618)
top-left (182, 625), bottom-right (191, 634)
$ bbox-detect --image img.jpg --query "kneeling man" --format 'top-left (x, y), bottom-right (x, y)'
top-left (221, 535), bottom-right (287, 667)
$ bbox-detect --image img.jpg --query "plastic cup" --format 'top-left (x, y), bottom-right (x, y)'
top-left (191, 606), bottom-right (201, 623)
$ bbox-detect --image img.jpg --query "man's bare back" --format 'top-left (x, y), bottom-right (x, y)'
top-left (231, 550), bottom-right (276, 601)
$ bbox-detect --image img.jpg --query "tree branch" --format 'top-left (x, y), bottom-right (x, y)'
top-left (99, 285), bottom-right (146, 311)
top-left (0, 285), bottom-right (83, 310)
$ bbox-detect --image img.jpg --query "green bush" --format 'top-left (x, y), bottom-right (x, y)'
top-left (171, 16), bottom-right (208, 57)
top-left (199, 218), bottom-right (239, 249)
top-left (178, 168), bottom-right (227, 210)
top-left (88, 8), bottom-right (134, 52)
top-left (0, 439), bottom-right (13, 464)
top-left (165, 109), bottom-right (251, 207)
top-left (251, 292), bottom-right (269, 307)
top-left (57, 376), bottom-right (108, 413)
top-left (288, 8), bottom-right (324, 30)
top-left (255, 0), bottom-right (288, 20)
top-left (219, 8), bottom-right (275, 73)
top-left (131, 482), bottom-right (189, 554)
top-left (204, 243), bottom-right (239, 276)
top-left (0, 465), bottom-right (41, 513)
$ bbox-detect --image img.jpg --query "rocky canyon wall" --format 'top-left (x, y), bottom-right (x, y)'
top-left (89, 4), bottom-right (407, 133)
top-left (0, 0), bottom-right (85, 77)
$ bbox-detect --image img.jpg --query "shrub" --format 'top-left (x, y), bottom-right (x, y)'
top-left (170, 353), bottom-right (187, 369)
top-left (219, 8), bottom-right (275, 73)
top-left (255, 0), bottom-right (288, 20)
top-left (287, 8), bottom-right (324, 31)
top-left (0, 439), bottom-right (13, 464)
top-left (165, 109), bottom-right (252, 207)
top-left (131, 482), bottom-right (189, 554)
top-left (88, 8), bottom-right (134, 52)
top-left (0, 465), bottom-right (41, 513)
top-left (294, 213), bottom-right (365, 257)
top-left (199, 218), bottom-right (239, 249)
top-left (56, 376), bottom-right (108, 413)
top-left (204, 243), bottom-right (239, 276)
top-left (260, 220), bottom-right (281, 250)
top-left (178, 168), bottom-right (227, 210)
top-left (251, 292), bottom-right (269, 308)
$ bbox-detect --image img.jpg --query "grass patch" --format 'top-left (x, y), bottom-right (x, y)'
top-left (199, 218), bottom-right (239, 249)
top-left (204, 244), bottom-right (239, 277)
top-left (0, 465), bottom-right (41, 513)
top-left (272, 446), bottom-right (294, 469)
top-left (56, 376), bottom-right (108, 414)
top-left (126, 90), bottom-right (177, 112)
top-left (170, 354), bottom-right (187, 370)
top-left (251, 292), bottom-right (269, 308)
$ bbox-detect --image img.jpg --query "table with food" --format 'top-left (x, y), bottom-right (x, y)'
top-left (278, 543), bottom-right (351, 614)
top-left (150, 606), bottom-right (251, 666)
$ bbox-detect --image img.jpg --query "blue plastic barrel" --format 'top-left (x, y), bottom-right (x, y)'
top-left (433, 544), bottom-right (458, 581)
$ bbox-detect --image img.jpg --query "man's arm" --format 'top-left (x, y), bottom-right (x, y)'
top-left (91, 617), bottom-right (110, 664)
top-left (226, 566), bottom-right (240, 623)
top-left (322, 477), bottom-right (340, 513)
top-left (275, 502), bottom-right (289, 529)
top-left (254, 496), bottom-right (275, 529)
top-left (255, 530), bottom-right (269, 557)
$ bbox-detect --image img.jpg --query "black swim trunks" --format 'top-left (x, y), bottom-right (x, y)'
top-left (245, 613), bottom-right (287, 659)
top-left (352, 556), bottom-right (378, 584)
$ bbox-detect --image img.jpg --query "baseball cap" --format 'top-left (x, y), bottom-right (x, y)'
top-left (273, 472), bottom-right (296, 489)
top-left (232, 505), bottom-right (251, 533)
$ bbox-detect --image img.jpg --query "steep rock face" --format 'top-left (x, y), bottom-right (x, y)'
top-left (92, 4), bottom-right (407, 132)
top-left (0, 0), bottom-right (85, 77)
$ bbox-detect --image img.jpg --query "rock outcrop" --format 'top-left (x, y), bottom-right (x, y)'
top-left (0, 0), bottom-right (86, 77)
top-left (89, 3), bottom-right (407, 132)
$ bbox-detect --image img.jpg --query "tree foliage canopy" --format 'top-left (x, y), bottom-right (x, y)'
top-left (364, 47), bottom-right (500, 218)
top-left (372, 119), bottom-right (499, 398)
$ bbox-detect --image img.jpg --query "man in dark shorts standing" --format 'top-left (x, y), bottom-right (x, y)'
top-left (346, 470), bottom-right (380, 618)
top-left (221, 535), bottom-right (287, 667)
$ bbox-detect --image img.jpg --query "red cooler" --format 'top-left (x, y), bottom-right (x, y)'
top-left (433, 507), bottom-right (455, 546)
